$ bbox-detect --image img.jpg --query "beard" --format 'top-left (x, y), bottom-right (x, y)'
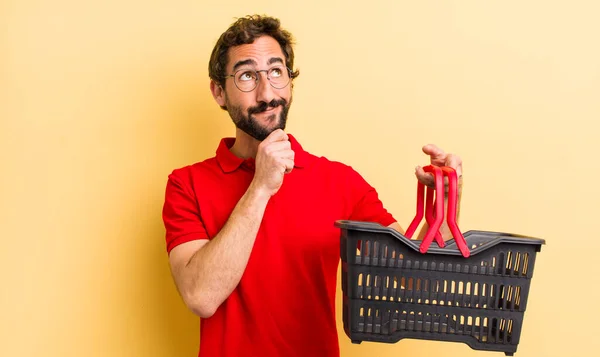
top-left (226, 97), bottom-right (291, 141)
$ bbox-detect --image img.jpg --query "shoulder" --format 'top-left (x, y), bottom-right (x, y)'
top-left (167, 156), bottom-right (220, 188)
top-left (308, 153), bottom-right (361, 176)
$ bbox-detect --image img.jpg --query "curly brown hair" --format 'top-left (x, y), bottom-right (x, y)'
top-left (208, 15), bottom-right (300, 88)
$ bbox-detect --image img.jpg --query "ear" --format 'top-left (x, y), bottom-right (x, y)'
top-left (210, 80), bottom-right (227, 108)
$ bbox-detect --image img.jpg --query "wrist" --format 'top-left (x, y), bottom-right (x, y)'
top-left (247, 181), bottom-right (273, 202)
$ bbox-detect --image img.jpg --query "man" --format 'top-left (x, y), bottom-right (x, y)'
top-left (162, 15), bottom-right (463, 357)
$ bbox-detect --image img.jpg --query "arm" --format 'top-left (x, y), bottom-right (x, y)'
top-left (168, 186), bottom-right (270, 318)
top-left (167, 130), bottom-right (294, 318)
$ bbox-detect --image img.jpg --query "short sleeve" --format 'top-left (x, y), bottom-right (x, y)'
top-left (346, 166), bottom-right (397, 227)
top-left (162, 169), bottom-right (209, 253)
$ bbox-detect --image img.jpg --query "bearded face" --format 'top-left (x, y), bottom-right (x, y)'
top-left (225, 96), bottom-right (291, 141)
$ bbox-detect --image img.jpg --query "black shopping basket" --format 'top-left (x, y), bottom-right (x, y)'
top-left (336, 166), bottom-right (545, 356)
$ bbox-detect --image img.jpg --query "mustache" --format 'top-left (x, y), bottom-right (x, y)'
top-left (248, 98), bottom-right (287, 115)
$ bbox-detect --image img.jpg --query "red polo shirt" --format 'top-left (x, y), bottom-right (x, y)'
top-left (162, 134), bottom-right (396, 357)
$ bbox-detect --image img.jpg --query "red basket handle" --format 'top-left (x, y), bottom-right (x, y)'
top-left (441, 166), bottom-right (470, 257)
top-left (404, 165), bottom-right (470, 258)
top-left (425, 177), bottom-right (445, 248)
top-left (404, 166), bottom-right (445, 248)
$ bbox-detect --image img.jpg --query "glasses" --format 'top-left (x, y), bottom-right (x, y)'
top-left (224, 65), bottom-right (292, 92)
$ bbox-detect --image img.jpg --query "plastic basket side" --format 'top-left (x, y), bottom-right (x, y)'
top-left (339, 226), bottom-right (543, 356)
top-left (342, 229), bottom-right (540, 311)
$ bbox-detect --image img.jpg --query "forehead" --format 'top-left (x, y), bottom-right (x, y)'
top-left (226, 36), bottom-right (285, 71)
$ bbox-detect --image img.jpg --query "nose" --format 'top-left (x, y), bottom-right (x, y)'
top-left (254, 72), bottom-right (276, 104)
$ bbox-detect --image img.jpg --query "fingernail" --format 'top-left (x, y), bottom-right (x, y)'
top-left (415, 166), bottom-right (420, 171)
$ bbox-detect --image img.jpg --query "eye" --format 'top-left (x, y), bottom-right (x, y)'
top-left (238, 71), bottom-right (256, 82)
top-left (269, 67), bottom-right (283, 77)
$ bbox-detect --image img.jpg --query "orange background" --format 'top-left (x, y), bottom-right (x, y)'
top-left (2, 1), bottom-right (598, 356)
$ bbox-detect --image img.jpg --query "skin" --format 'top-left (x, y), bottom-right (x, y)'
top-left (167, 35), bottom-right (463, 318)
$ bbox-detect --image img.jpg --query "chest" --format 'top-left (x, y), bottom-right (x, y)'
top-left (195, 166), bottom-right (351, 263)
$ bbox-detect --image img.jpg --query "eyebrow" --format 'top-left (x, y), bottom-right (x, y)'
top-left (232, 57), bottom-right (285, 72)
top-left (267, 57), bottom-right (284, 66)
top-left (232, 59), bottom-right (257, 72)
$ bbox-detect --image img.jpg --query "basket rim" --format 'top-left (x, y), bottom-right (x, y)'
top-left (335, 220), bottom-right (546, 257)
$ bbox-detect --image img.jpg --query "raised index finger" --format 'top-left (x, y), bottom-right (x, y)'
top-left (422, 144), bottom-right (446, 159)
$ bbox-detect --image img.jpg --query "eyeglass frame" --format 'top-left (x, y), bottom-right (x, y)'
top-left (223, 66), bottom-right (294, 93)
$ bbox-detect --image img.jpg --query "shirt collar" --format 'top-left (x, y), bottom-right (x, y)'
top-left (216, 134), bottom-right (310, 173)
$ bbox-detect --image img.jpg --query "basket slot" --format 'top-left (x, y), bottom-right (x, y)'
top-left (491, 284), bottom-right (499, 309)
top-left (506, 252), bottom-right (514, 275)
top-left (372, 241), bottom-right (378, 266)
top-left (500, 318), bottom-right (509, 343)
top-left (481, 283), bottom-right (491, 309)
top-left (382, 309), bottom-right (391, 334)
top-left (480, 317), bottom-right (488, 342)
top-left (379, 243), bottom-right (387, 266)
top-left (515, 286), bottom-right (522, 309)
top-left (499, 284), bottom-right (509, 310)
top-left (513, 252), bottom-right (521, 276)
top-left (367, 307), bottom-right (373, 333)
top-left (356, 239), bottom-right (368, 265)
top-left (357, 307), bottom-right (364, 332)
top-left (497, 253), bottom-right (505, 275)
top-left (379, 243), bottom-right (386, 266)
top-left (492, 284), bottom-right (500, 311)
top-left (382, 276), bottom-right (390, 300)
top-left (504, 319), bottom-right (511, 344)
top-left (389, 248), bottom-right (398, 267)
top-left (398, 277), bottom-right (406, 301)
top-left (391, 309), bottom-right (398, 333)
top-left (477, 283), bottom-right (485, 308)
top-left (429, 279), bottom-right (439, 305)
top-left (470, 282), bottom-right (477, 307)
top-left (374, 308), bottom-right (382, 334)
top-left (490, 318), bottom-right (498, 343)
top-left (522, 252), bottom-right (530, 276)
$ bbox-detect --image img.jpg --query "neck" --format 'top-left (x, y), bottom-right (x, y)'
top-left (230, 129), bottom-right (261, 159)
